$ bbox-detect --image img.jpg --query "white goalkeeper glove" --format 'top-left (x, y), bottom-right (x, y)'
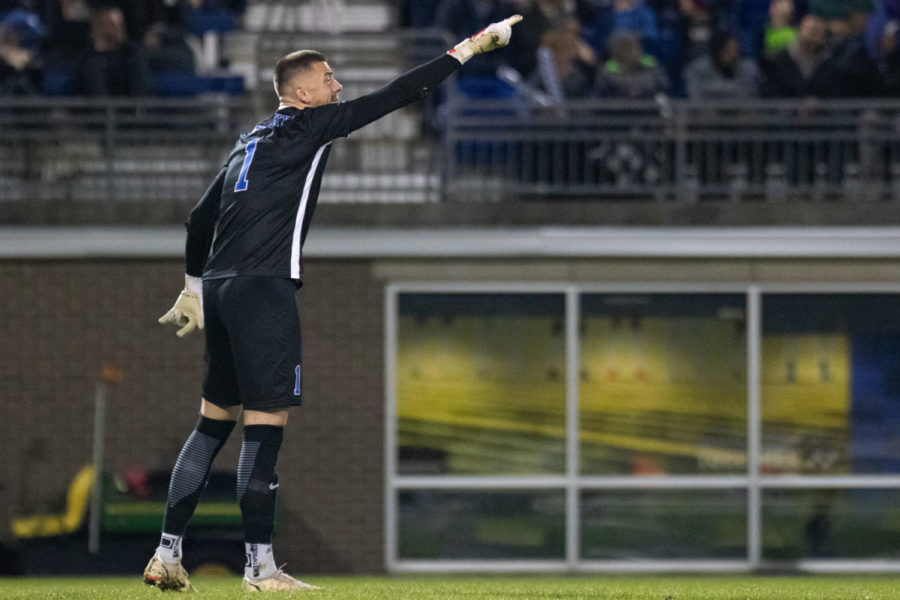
top-left (449, 14), bottom-right (523, 64)
top-left (159, 275), bottom-right (204, 338)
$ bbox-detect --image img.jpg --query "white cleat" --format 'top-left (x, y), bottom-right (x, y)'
top-left (241, 567), bottom-right (321, 593)
top-left (142, 550), bottom-right (194, 592)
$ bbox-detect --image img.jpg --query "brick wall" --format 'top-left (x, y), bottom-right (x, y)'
top-left (0, 259), bottom-right (385, 574)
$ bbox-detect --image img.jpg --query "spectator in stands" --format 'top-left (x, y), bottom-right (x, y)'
top-left (595, 29), bottom-right (668, 98)
top-left (684, 30), bottom-right (760, 98)
top-left (612, 0), bottom-right (659, 52)
top-left (677, 0), bottom-right (714, 63)
top-left (864, 0), bottom-right (900, 93)
top-left (872, 14), bottom-right (900, 94)
top-left (584, 0), bottom-right (660, 58)
top-left (648, 0), bottom-right (690, 96)
top-left (534, 19), bottom-right (596, 98)
top-left (811, 0), bottom-right (883, 97)
top-left (763, 0), bottom-right (797, 59)
top-left (865, 0), bottom-right (899, 54)
top-left (79, 4), bottom-right (151, 95)
top-left (0, 6), bottom-right (45, 94)
top-left (184, 0), bottom-right (245, 35)
top-left (143, 19), bottom-right (194, 73)
top-left (44, 0), bottom-right (92, 71)
top-left (762, 14), bottom-right (830, 96)
top-left (504, 0), bottom-right (576, 79)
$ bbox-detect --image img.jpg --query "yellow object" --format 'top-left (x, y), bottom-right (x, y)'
top-left (11, 465), bottom-right (96, 538)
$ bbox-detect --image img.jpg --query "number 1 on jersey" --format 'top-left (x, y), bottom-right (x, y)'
top-left (234, 140), bottom-right (258, 192)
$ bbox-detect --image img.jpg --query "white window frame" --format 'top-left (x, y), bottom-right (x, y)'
top-left (385, 282), bottom-right (900, 573)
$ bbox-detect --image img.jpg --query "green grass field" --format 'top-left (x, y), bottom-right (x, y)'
top-left (2, 575), bottom-right (900, 600)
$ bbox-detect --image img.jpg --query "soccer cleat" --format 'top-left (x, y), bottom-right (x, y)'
top-left (142, 550), bottom-right (194, 592)
top-left (241, 567), bottom-right (321, 592)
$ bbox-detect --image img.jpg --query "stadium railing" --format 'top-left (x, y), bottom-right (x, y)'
top-left (1, 96), bottom-right (899, 219)
top-left (442, 98), bottom-right (900, 203)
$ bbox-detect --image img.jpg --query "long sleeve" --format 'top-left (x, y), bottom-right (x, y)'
top-left (303, 54), bottom-right (461, 144)
top-left (185, 166), bottom-right (226, 277)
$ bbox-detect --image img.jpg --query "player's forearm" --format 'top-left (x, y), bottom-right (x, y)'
top-left (185, 167), bottom-right (226, 277)
top-left (341, 54), bottom-right (460, 133)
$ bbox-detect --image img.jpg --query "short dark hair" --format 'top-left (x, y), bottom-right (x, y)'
top-left (274, 50), bottom-right (327, 96)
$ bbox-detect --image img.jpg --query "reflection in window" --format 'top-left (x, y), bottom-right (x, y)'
top-left (579, 294), bottom-right (747, 474)
top-left (397, 294), bottom-right (566, 475)
top-left (398, 490), bottom-right (565, 559)
top-left (762, 295), bottom-right (900, 474)
top-left (581, 489), bottom-right (746, 559)
top-left (763, 489), bottom-right (900, 559)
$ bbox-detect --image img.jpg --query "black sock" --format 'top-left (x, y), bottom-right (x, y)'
top-left (238, 425), bottom-right (283, 544)
top-left (162, 415), bottom-right (235, 539)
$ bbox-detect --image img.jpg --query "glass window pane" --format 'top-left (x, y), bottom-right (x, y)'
top-left (581, 489), bottom-right (747, 559)
top-left (580, 294), bottom-right (747, 474)
top-left (763, 488), bottom-right (900, 559)
top-left (396, 293), bottom-right (566, 475)
top-left (398, 490), bottom-right (565, 559)
top-left (762, 294), bottom-right (900, 474)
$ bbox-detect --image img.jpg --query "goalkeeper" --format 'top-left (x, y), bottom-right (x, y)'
top-left (145, 15), bottom-right (522, 593)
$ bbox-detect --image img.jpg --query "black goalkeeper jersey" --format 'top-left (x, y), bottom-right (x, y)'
top-left (184, 54), bottom-right (460, 284)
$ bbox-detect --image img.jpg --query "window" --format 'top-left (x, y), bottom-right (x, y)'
top-left (387, 286), bottom-right (900, 571)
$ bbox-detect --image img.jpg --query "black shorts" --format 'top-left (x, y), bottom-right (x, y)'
top-left (202, 276), bottom-right (302, 411)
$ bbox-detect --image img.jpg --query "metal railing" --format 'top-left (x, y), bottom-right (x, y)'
top-left (0, 93), bottom-right (442, 210)
top-left (0, 96), bottom-right (245, 205)
top-left (2, 96), bottom-right (900, 215)
top-left (443, 99), bottom-right (900, 202)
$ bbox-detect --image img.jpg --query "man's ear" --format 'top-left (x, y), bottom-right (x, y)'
top-left (295, 85), bottom-right (310, 105)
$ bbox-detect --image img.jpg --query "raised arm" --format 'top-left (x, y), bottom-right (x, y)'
top-left (306, 15), bottom-right (523, 143)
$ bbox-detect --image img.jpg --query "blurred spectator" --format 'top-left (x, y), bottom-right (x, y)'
top-left (143, 19), bottom-right (194, 73)
top-left (613, 0), bottom-right (659, 50)
top-left (0, 6), bottom-right (45, 94)
top-left (504, 0), bottom-right (577, 78)
top-left (501, 0), bottom-right (575, 79)
top-left (872, 14), bottom-right (900, 94)
top-left (584, 0), bottom-right (660, 58)
top-left (678, 0), bottom-right (714, 62)
top-left (866, 0), bottom-right (900, 50)
top-left (812, 0), bottom-right (883, 97)
top-left (535, 19), bottom-right (596, 98)
top-left (79, 4), bottom-right (151, 95)
top-left (684, 30), bottom-right (760, 98)
top-left (763, 0), bottom-right (797, 59)
top-left (648, 0), bottom-right (690, 98)
top-left (595, 29), bottom-right (668, 98)
top-left (184, 0), bottom-right (244, 35)
top-left (44, 0), bottom-right (91, 66)
top-left (648, 0), bottom-right (690, 96)
top-left (762, 14), bottom-right (830, 96)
